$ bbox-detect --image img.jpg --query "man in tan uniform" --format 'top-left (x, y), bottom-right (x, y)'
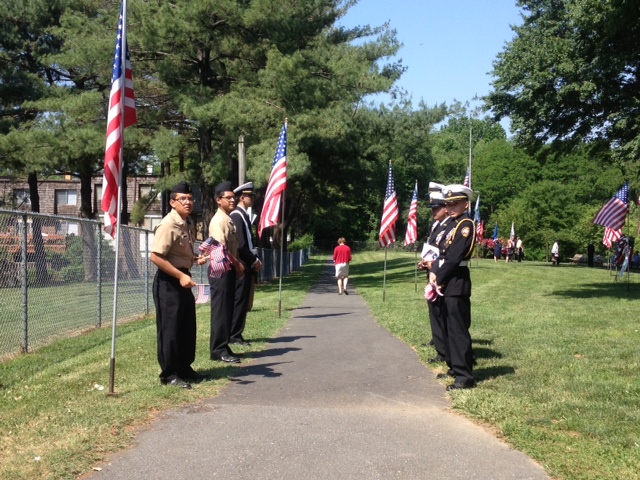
top-left (209, 181), bottom-right (245, 363)
top-left (151, 182), bottom-right (204, 389)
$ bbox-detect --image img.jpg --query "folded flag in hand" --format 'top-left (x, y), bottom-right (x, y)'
top-left (198, 237), bottom-right (232, 278)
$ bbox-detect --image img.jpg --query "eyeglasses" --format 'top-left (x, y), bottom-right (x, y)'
top-left (220, 195), bottom-right (236, 201)
top-left (173, 196), bottom-right (194, 204)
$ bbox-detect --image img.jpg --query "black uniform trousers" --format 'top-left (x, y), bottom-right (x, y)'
top-left (209, 267), bottom-right (237, 358)
top-left (231, 262), bottom-right (252, 341)
top-left (442, 294), bottom-right (474, 383)
top-left (428, 296), bottom-right (446, 358)
top-left (153, 269), bottom-right (196, 382)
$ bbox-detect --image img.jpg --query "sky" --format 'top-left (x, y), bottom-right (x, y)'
top-left (338, 0), bottom-right (524, 120)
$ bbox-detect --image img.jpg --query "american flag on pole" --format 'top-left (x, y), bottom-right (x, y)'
top-left (102, 2), bottom-right (137, 238)
top-left (258, 122), bottom-right (287, 238)
top-left (476, 220), bottom-right (485, 241)
top-left (379, 163), bottom-right (399, 247)
top-left (404, 181), bottom-right (418, 246)
top-left (463, 169), bottom-right (470, 187)
top-left (593, 181), bottom-right (629, 230)
top-left (603, 227), bottom-right (622, 249)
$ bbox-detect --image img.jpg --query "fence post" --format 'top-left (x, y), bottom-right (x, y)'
top-left (144, 230), bottom-right (149, 315)
top-left (20, 213), bottom-right (29, 353)
top-left (97, 227), bottom-right (102, 328)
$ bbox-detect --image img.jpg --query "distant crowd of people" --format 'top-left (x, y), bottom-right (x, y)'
top-left (493, 237), bottom-right (525, 262)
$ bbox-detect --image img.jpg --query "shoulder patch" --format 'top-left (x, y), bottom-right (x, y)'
top-left (461, 227), bottom-right (471, 238)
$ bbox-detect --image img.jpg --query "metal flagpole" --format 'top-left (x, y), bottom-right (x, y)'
top-left (382, 247), bottom-right (388, 301)
top-left (468, 123), bottom-right (473, 215)
top-left (108, 0), bottom-right (128, 396)
top-left (278, 190), bottom-right (286, 317)
top-left (414, 249), bottom-right (418, 292)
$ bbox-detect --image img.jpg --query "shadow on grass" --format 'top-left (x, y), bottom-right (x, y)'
top-left (473, 346), bottom-right (503, 360)
top-left (551, 282), bottom-right (640, 299)
top-left (475, 365), bottom-right (516, 382)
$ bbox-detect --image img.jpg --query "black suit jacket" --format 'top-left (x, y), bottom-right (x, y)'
top-left (230, 207), bottom-right (259, 267)
top-left (431, 213), bottom-right (476, 297)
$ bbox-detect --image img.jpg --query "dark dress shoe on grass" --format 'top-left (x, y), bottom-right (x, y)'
top-left (164, 377), bottom-right (192, 389)
top-left (446, 380), bottom-right (476, 391)
top-left (428, 355), bottom-right (446, 364)
top-left (213, 354), bottom-right (241, 364)
top-left (436, 369), bottom-right (455, 379)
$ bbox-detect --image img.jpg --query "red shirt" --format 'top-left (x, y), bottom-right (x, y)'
top-left (333, 244), bottom-right (352, 264)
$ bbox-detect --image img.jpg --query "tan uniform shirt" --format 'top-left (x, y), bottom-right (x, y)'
top-left (209, 208), bottom-right (239, 257)
top-left (151, 209), bottom-right (195, 270)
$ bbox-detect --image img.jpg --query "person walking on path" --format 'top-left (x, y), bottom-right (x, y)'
top-left (150, 182), bottom-right (206, 389)
top-left (229, 182), bottom-right (262, 346)
top-left (208, 181), bottom-right (245, 364)
top-left (333, 237), bottom-right (352, 295)
top-left (429, 184), bottom-right (477, 390)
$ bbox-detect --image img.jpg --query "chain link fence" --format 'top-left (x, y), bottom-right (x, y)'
top-left (0, 209), bottom-right (310, 360)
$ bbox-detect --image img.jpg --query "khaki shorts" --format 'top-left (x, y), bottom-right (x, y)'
top-left (335, 263), bottom-right (350, 278)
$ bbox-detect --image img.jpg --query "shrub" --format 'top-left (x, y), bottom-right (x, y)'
top-left (288, 233), bottom-right (314, 251)
top-left (60, 265), bottom-right (84, 283)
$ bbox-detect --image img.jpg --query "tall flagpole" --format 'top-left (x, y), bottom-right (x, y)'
top-left (468, 123), bottom-right (473, 214)
top-left (108, 0), bottom-right (128, 396)
top-left (382, 247), bottom-right (388, 301)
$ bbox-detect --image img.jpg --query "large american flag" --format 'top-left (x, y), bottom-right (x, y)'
top-left (379, 163), bottom-right (399, 247)
top-left (404, 181), bottom-right (418, 246)
top-left (593, 181), bottom-right (629, 230)
top-left (102, 2), bottom-right (137, 238)
top-left (603, 227), bottom-right (622, 249)
top-left (258, 122), bottom-right (287, 238)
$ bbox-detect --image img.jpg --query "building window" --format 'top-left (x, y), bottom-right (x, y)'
top-left (56, 189), bottom-right (78, 206)
top-left (94, 185), bottom-right (103, 212)
top-left (13, 189), bottom-right (31, 207)
top-left (139, 185), bottom-right (153, 199)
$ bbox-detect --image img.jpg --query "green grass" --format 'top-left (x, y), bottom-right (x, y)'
top-left (0, 257), bottom-right (325, 480)
top-left (352, 251), bottom-right (640, 480)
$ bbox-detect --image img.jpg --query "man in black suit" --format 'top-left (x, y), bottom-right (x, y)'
top-left (230, 182), bottom-right (263, 345)
top-left (418, 182), bottom-right (449, 364)
top-left (429, 184), bottom-right (477, 390)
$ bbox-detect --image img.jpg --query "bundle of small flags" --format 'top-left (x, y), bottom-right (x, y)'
top-left (198, 237), bottom-right (232, 278)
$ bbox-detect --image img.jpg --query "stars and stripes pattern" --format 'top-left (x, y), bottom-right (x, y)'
top-left (463, 169), bottom-right (470, 187)
top-left (102, 2), bottom-right (137, 238)
top-left (379, 163), bottom-right (399, 247)
top-left (404, 181), bottom-right (418, 246)
top-left (476, 220), bottom-right (485, 241)
top-left (603, 227), bottom-right (622, 249)
top-left (258, 122), bottom-right (287, 238)
top-left (593, 181), bottom-right (629, 230)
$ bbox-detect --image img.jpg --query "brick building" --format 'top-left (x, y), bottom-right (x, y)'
top-left (0, 175), bottom-right (164, 234)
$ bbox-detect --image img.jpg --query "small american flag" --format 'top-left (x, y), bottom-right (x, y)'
top-left (199, 237), bottom-right (232, 278)
top-left (593, 181), bottom-right (629, 230)
top-left (463, 169), bottom-right (470, 187)
top-left (603, 227), bottom-right (622, 249)
top-left (102, 1), bottom-right (137, 238)
top-left (258, 122), bottom-right (287, 238)
top-left (379, 163), bottom-right (399, 247)
top-left (476, 220), bottom-right (485, 241)
top-left (404, 181), bottom-right (418, 246)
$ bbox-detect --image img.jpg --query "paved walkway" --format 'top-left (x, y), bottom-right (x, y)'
top-left (92, 263), bottom-right (548, 480)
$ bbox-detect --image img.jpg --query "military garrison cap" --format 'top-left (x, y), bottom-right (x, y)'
top-left (443, 184), bottom-right (473, 203)
top-left (233, 182), bottom-right (254, 196)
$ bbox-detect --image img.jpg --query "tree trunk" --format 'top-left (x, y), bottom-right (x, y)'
top-left (27, 172), bottom-right (49, 285)
top-left (78, 170), bottom-right (97, 282)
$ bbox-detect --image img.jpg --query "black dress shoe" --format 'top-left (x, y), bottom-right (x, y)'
top-left (436, 369), bottom-right (455, 379)
top-left (163, 377), bottom-right (192, 389)
top-left (343, 290), bottom-right (349, 295)
top-left (213, 354), bottom-right (241, 364)
top-left (446, 380), bottom-right (476, 391)
top-left (182, 370), bottom-right (205, 382)
top-left (428, 355), bottom-right (446, 364)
